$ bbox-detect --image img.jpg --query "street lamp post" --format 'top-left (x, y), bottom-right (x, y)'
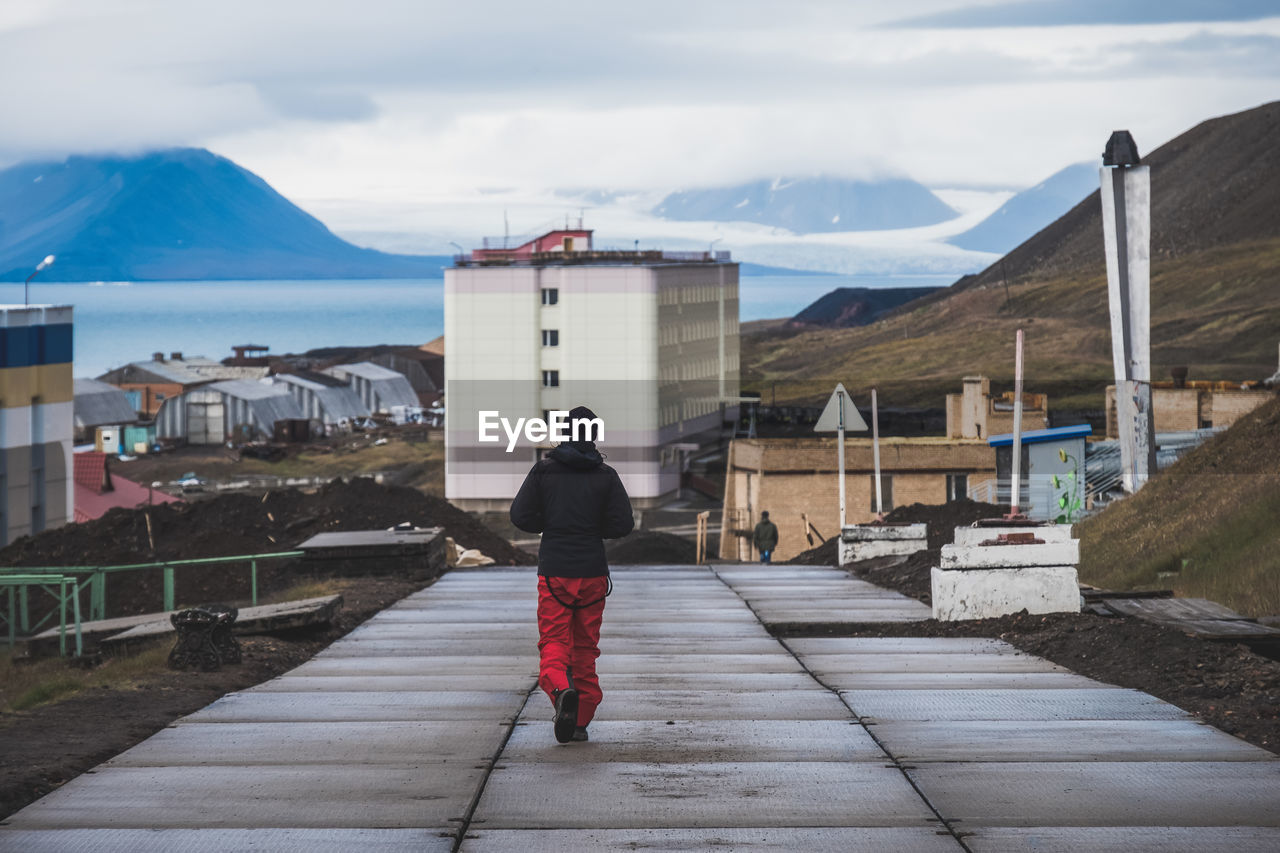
top-left (25, 255), bottom-right (55, 305)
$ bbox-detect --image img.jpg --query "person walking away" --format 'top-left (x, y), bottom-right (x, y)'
top-left (510, 405), bottom-right (634, 743)
top-left (753, 510), bottom-right (778, 564)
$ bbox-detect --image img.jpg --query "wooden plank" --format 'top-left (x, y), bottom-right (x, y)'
top-left (100, 595), bottom-right (344, 652)
top-left (1106, 597), bottom-right (1250, 621)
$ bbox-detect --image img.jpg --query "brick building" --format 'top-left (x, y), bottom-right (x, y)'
top-left (719, 436), bottom-right (995, 562)
top-left (945, 375), bottom-right (1048, 440)
top-left (1104, 381), bottom-right (1271, 437)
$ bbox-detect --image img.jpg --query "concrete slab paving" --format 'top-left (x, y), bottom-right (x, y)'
top-left (785, 637), bottom-right (1021, 655)
top-left (873, 720), bottom-right (1277, 763)
top-left (184, 690), bottom-right (529, 723)
top-left (597, 672), bottom-right (820, 691)
top-left (254, 675), bottom-right (538, 692)
top-left (104, 721), bottom-right (509, 766)
top-left (819, 671), bottom-right (1109, 690)
top-left (805, 653), bottom-right (1067, 674)
top-left (289, 656), bottom-right (537, 676)
top-left (317, 638), bottom-right (540, 656)
top-left (3, 764), bottom-right (487, 829)
top-left (910, 762), bottom-right (1280, 826)
top-left (501, 719), bottom-right (885, 763)
top-left (575, 653), bottom-right (803, 674)
top-left (964, 826), bottom-right (1280, 852)
top-left (0, 828), bottom-right (453, 853)
top-left (845, 688), bottom-right (1193, 721)
top-left (5, 559), bottom-right (1276, 852)
top-left (460, 827), bottom-right (961, 851)
top-left (473, 762), bottom-right (938, 829)
top-left (588, 688), bottom-right (851, 720)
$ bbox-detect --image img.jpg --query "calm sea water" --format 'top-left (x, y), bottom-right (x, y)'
top-left (30, 273), bottom-right (958, 378)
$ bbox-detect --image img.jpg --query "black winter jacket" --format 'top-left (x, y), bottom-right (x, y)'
top-left (509, 441), bottom-right (635, 578)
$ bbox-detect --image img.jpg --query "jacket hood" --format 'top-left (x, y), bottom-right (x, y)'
top-left (550, 441), bottom-right (603, 470)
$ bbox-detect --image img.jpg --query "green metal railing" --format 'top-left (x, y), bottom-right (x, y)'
top-left (0, 551), bottom-right (303, 655)
top-left (2, 574), bottom-right (82, 656)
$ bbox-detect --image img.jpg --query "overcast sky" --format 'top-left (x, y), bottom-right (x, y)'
top-left (2, 0), bottom-right (1277, 220)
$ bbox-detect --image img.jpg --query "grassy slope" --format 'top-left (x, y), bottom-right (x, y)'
top-left (742, 237), bottom-right (1280, 410)
top-left (1076, 395), bottom-right (1280, 617)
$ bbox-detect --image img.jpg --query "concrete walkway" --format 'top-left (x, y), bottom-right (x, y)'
top-left (2, 564), bottom-right (1277, 852)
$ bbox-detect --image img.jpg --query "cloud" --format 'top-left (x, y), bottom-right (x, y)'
top-left (886, 0), bottom-right (1280, 29)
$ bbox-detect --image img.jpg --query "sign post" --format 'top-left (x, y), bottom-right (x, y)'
top-left (814, 382), bottom-right (869, 527)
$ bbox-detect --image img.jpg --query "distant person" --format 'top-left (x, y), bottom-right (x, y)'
top-left (753, 510), bottom-right (778, 564)
top-left (510, 405), bottom-right (634, 744)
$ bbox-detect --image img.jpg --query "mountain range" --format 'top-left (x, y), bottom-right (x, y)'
top-left (742, 99), bottom-right (1280, 408)
top-left (652, 175), bottom-right (958, 233)
top-left (0, 149), bottom-right (448, 281)
top-left (947, 162), bottom-right (1098, 255)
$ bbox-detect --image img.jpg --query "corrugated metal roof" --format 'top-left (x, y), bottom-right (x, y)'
top-left (325, 361), bottom-right (420, 411)
top-left (210, 379), bottom-right (306, 429)
top-left (327, 362), bottom-right (403, 382)
top-left (275, 374), bottom-right (369, 422)
top-left (74, 378), bottom-right (139, 428)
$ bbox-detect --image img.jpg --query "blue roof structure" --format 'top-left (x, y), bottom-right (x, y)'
top-left (988, 424), bottom-right (1092, 447)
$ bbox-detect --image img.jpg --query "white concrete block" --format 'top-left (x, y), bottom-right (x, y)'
top-left (940, 540), bottom-right (1079, 569)
top-left (951, 524), bottom-right (1074, 546)
top-left (841, 523), bottom-right (928, 542)
top-left (931, 565), bottom-right (1082, 621)
top-left (839, 537), bottom-right (927, 566)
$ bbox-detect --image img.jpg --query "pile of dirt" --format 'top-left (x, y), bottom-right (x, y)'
top-left (883, 499), bottom-right (1006, 549)
top-left (607, 530), bottom-right (697, 565)
top-left (1, 478), bottom-right (533, 618)
top-left (787, 537), bottom-right (837, 566)
top-left (777, 611), bottom-right (1280, 755)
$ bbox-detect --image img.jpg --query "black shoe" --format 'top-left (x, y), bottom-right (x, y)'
top-left (572, 726), bottom-right (589, 742)
top-left (553, 688), bottom-right (579, 744)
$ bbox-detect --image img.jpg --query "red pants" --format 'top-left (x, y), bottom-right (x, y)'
top-left (537, 575), bottom-right (608, 727)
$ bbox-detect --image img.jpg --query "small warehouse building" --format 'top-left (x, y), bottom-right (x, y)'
top-left (156, 379), bottom-right (306, 445)
top-left (274, 372), bottom-right (370, 430)
top-left (73, 378), bottom-right (142, 443)
top-left (324, 362), bottom-right (419, 415)
top-left (719, 436), bottom-right (996, 563)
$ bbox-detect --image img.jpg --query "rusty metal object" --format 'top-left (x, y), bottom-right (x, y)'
top-left (979, 532), bottom-right (1046, 547)
top-left (168, 604), bottom-right (240, 671)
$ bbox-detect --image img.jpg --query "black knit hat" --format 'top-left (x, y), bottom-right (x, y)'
top-left (568, 405), bottom-right (601, 442)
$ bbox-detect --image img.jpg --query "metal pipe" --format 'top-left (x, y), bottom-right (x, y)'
top-left (872, 389), bottom-right (883, 517)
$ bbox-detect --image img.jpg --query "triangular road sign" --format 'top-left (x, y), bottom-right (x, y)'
top-left (813, 383), bottom-right (868, 433)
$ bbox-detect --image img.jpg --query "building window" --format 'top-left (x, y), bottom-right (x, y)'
top-left (542, 370), bottom-right (559, 387)
top-left (541, 288), bottom-right (559, 305)
top-left (946, 473), bottom-right (969, 502)
top-left (542, 329), bottom-right (559, 347)
top-left (870, 474), bottom-right (894, 512)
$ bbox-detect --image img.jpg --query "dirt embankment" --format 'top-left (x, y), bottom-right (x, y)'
top-left (0, 478), bottom-right (534, 619)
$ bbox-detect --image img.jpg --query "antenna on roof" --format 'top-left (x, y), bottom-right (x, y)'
top-left (504, 209), bottom-right (509, 249)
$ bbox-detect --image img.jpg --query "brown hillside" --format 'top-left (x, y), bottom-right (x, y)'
top-left (966, 99), bottom-right (1280, 289)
